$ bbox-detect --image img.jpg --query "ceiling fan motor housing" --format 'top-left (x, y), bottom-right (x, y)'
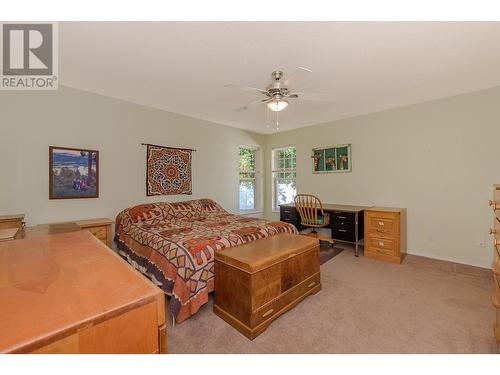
top-left (266, 70), bottom-right (289, 98)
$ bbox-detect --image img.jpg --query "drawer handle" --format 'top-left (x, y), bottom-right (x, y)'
top-left (490, 228), bottom-right (497, 235)
top-left (492, 295), bottom-right (499, 308)
top-left (379, 241), bottom-right (385, 247)
top-left (378, 221), bottom-right (384, 226)
top-left (308, 281), bottom-right (316, 288)
top-left (288, 253), bottom-right (297, 259)
top-left (376, 229), bottom-right (385, 233)
top-left (338, 216), bottom-right (347, 219)
top-left (489, 200), bottom-right (499, 211)
top-left (262, 309), bottom-right (274, 318)
top-left (283, 210), bottom-right (291, 214)
top-left (338, 229), bottom-right (347, 233)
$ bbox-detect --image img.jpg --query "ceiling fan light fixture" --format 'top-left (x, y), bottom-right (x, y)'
top-left (267, 99), bottom-right (288, 112)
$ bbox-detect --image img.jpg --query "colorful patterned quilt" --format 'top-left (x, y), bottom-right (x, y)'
top-left (114, 199), bottom-right (298, 323)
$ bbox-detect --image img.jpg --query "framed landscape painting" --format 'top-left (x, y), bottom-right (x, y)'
top-left (312, 144), bottom-right (352, 173)
top-left (49, 146), bottom-right (99, 199)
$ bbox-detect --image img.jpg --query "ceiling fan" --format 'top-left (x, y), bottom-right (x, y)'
top-left (225, 67), bottom-right (335, 113)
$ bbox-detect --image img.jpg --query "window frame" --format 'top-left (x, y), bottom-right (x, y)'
top-left (271, 145), bottom-right (297, 212)
top-left (238, 146), bottom-right (259, 212)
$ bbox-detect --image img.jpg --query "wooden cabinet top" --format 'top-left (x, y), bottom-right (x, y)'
top-left (365, 207), bottom-right (405, 213)
top-left (0, 230), bottom-right (164, 353)
top-left (75, 218), bottom-right (114, 228)
top-left (0, 214), bottom-right (25, 222)
top-left (215, 234), bottom-right (318, 274)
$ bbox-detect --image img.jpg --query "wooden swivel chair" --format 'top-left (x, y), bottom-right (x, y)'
top-left (294, 194), bottom-right (334, 245)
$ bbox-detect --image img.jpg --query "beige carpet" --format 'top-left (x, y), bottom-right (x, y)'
top-left (166, 247), bottom-right (498, 353)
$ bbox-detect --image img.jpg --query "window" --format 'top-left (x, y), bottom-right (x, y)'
top-left (272, 146), bottom-right (297, 211)
top-left (239, 147), bottom-right (257, 210)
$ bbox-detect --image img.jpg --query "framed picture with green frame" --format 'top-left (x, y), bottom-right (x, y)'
top-left (312, 144), bottom-right (352, 173)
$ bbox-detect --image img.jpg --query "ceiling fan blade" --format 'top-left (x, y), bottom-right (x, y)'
top-left (225, 84), bottom-right (268, 95)
top-left (289, 92), bottom-right (336, 102)
top-left (284, 67), bottom-right (312, 89)
top-left (236, 97), bottom-right (272, 112)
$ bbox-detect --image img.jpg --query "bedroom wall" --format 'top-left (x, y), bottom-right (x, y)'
top-left (264, 86), bottom-right (500, 268)
top-left (0, 86), bottom-right (264, 228)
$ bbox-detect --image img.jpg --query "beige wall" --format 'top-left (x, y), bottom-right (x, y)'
top-left (264, 87), bottom-right (500, 268)
top-left (1, 85), bottom-right (499, 268)
top-left (0, 86), bottom-right (264, 227)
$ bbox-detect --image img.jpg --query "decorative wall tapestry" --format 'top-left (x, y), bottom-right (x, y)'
top-left (146, 144), bottom-right (193, 196)
top-left (312, 144), bottom-right (352, 173)
top-left (49, 146), bottom-right (99, 199)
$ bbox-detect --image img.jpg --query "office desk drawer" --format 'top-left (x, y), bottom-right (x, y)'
top-left (332, 226), bottom-right (355, 242)
top-left (280, 206), bottom-right (297, 221)
top-left (331, 212), bottom-right (355, 228)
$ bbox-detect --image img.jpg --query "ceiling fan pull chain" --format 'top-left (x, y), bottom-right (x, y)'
top-left (266, 107), bottom-right (270, 129)
top-left (276, 110), bottom-right (279, 131)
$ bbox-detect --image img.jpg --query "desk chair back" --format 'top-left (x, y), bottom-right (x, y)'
top-left (294, 194), bottom-right (330, 228)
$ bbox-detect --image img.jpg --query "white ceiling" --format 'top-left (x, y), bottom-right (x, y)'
top-left (60, 22), bottom-right (500, 134)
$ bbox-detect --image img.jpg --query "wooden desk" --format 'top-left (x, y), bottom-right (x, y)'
top-left (280, 203), bottom-right (372, 256)
top-left (0, 230), bottom-right (166, 353)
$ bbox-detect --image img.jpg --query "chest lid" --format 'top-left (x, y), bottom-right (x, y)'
top-left (215, 233), bottom-right (319, 274)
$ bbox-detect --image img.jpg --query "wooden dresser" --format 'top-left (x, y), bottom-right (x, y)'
top-left (0, 214), bottom-right (25, 230)
top-left (364, 207), bottom-right (406, 264)
top-left (76, 218), bottom-right (113, 247)
top-left (0, 229), bottom-right (166, 354)
top-left (214, 234), bottom-right (321, 340)
top-left (489, 185), bottom-right (500, 351)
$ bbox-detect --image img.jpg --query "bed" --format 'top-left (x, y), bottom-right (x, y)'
top-left (114, 199), bottom-right (298, 323)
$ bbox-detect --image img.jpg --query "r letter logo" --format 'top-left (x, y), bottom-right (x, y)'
top-left (0, 23), bottom-right (58, 90)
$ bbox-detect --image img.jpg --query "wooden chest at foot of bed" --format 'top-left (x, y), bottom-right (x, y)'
top-left (214, 233), bottom-right (321, 340)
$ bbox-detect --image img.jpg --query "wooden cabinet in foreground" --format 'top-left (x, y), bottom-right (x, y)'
top-left (0, 230), bottom-right (166, 354)
top-left (214, 234), bottom-right (321, 340)
top-left (76, 218), bottom-right (113, 247)
top-left (364, 207), bottom-right (406, 264)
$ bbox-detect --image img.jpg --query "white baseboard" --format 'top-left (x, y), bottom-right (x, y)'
top-left (405, 249), bottom-right (491, 270)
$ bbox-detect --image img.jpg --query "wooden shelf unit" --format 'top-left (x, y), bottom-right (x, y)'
top-left (490, 185), bottom-right (500, 352)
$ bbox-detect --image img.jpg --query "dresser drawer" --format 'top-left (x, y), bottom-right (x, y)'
top-left (367, 237), bottom-right (396, 256)
top-left (251, 273), bottom-right (320, 328)
top-left (86, 226), bottom-right (107, 241)
top-left (367, 216), bottom-right (396, 234)
top-left (495, 243), bottom-right (500, 269)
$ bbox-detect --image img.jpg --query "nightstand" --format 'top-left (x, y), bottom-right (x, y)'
top-left (364, 207), bottom-right (406, 264)
top-left (0, 214), bottom-right (25, 230)
top-left (76, 218), bottom-right (114, 247)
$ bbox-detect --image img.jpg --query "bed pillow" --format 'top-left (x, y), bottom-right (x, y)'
top-left (198, 199), bottom-right (226, 215)
top-left (168, 200), bottom-right (206, 220)
top-left (125, 203), bottom-right (163, 224)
